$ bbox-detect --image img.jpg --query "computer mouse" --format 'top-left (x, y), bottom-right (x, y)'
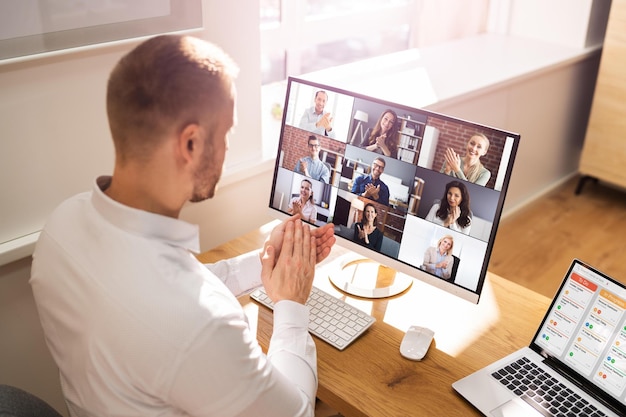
top-left (400, 325), bottom-right (434, 361)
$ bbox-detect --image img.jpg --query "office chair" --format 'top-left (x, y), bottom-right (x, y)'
top-left (0, 384), bottom-right (63, 417)
top-left (448, 255), bottom-right (461, 282)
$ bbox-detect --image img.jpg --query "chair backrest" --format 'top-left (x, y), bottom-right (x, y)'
top-left (450, 255), bottom-right (461, 282)
top-left (0, 385), bottom-right (63, 417)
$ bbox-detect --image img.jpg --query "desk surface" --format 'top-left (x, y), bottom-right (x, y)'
top-left (197, 221), bottom-right (551, 417)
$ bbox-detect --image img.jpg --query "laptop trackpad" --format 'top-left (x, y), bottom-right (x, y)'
top-left (491, 398), bottom-right (543, 417)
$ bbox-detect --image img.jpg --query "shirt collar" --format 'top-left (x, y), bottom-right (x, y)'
top-left (91, 176), bottom-right (201, 253)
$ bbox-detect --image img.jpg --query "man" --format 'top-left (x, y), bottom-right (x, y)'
top-left (30, 35), bottom-right (335, 417)
top-left (351, 157), bottom-right (390, 206)
top-left (298, 90), bottom-right (335, 138)
top-left (294, 135), bottom-right (331, 183)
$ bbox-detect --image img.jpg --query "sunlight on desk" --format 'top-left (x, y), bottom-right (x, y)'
top-left (379, 275), bottom-right (501, 357)
top-left (309, 247), bottom-right (501, 358)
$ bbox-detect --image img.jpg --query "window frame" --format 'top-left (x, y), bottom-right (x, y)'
top-left (261, 1), bottom-right (417, 81)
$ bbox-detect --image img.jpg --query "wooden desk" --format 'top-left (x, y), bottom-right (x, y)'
top-left (197, 221), bottom-right (551, 417)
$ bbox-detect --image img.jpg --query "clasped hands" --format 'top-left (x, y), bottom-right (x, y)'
top-left (260, 215), bottom-right (336, 304)
top-left (445, 206), bottom-right (461, 227)
top-left (356, 224), bottom-right (367, 241)
top-left (290, 199), bottom-right (304, 216)
top-left (443, 147), bottom-right (461, 173)
top-left (299, 158), bottom-right (310, 177)
top-left (435, 260), bottom-right (449, 269)
top-left (316, 112), bottom-right (333, 132)
top-left (362, 183), bottom-right (380, 200)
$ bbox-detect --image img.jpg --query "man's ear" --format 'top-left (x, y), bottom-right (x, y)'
top-left (178, 123), bottom-right (201, 163)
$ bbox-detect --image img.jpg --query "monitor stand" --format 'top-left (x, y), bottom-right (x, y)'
top-left (328, 257), bottom-right (412, 299)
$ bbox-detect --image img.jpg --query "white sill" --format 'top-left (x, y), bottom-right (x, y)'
top-left (294, 33), bottom-right (601, 110)
top-left (257, 33), bottom-right (601, 169)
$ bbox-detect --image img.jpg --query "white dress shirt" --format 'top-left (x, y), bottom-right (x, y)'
top-left (298, 107), bottom-right (336, 138)
top-left (30, 176), bottom-right (317, 417)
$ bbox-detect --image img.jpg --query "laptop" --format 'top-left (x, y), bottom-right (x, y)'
top-left (453, 259), bottom-right (626, 417)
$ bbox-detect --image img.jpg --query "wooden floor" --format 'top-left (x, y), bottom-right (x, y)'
top-left (488, 175), bottom-right (626, 299)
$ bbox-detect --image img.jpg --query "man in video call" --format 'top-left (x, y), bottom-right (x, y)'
top-left (294, 135), bottom-right (331, 183)
top-left (351, 156), bottom-right (390, 206)
top-left (299, 90), bottom-right (336, 138)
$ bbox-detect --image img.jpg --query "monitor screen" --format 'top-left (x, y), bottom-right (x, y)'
top-left (268, 77), bottom-right (520, 303)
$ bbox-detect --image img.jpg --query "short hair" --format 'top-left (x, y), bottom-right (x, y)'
top-left (308, 135), bottom-right (318, 144)
top-left (314, 90), bottom-right (328, 100)
top-left (373, 157), bottom-right (386, 168)
top-left (106, 35), bottom-right (239, 164)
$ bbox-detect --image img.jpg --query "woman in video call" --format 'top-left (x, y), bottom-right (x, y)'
top-left (425, 180), bottom-right (472, 235)
top-left (440, 133), bottom-right (491, 186)
top-left (288, 178), bottom-right (318, 224)
top-left (353, 202), bottom-right (383, 251)
top-left (422, 235), bottom-right (455, 280)
top-left (358, 109), bottom-right (400, 159)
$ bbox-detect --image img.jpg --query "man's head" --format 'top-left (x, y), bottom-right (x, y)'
top-left (313, 90), bottom-right (328, 115)
top-left (307, 135), bottom-right (321, 159)
top-left (106, 35), bottom-right (239, 205)
top-left (371, 157), bottom-right (385, 180)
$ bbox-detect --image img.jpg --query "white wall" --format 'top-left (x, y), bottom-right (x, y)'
top-left (426, 52), bottom-right (601, 215)
top-left (0, 0), bottom-right (264, 264)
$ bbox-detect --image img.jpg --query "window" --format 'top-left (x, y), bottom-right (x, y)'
top-left (260, 0), bottom-right (491, 157)
top-left (260, 0), bottom-right (490, 85)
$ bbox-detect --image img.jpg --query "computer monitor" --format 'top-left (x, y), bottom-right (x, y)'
top-left (268, 77), bottom-right (520, 304)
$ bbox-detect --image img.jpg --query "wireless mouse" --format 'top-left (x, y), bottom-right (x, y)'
top-left (400, 325), bottom-right (434, 361)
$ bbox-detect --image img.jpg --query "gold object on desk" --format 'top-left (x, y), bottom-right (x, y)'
top-left (196, 223), bottom-right (550, 417)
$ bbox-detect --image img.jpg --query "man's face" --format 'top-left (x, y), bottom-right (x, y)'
top-left (371, 159), bottom-right (385, 180)
top-left (190, 86), bottom-right (236, 202)
top-left (314, 92), bottom-right (327, 114)
top-left (308, 139), bottom-right (321, 158)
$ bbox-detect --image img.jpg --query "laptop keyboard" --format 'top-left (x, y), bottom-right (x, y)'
top-left (492, 356), bottom-right (607, 417)
top-left (250, 286), bottom-right (375, 351)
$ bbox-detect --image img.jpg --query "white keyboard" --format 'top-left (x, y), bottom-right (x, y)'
top-left (250, 286), bottom-right (376, 350)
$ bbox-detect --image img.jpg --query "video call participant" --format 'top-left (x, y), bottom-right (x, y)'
top-left (440, 133), bottom-right (491, 186)
top-left (289, 178), bottom-right (318, 224)
top-left (294, 135), bottom-right (331, 183)
top-left (353, 202), bottom-right (383, 251)
top-left (351, 157), bottom-right (390, 206)
top-left (425, 180), bottom-right (472, 235)
top-left (422, 235), bottom-right (455, 280)
top-left (299, 90), bottom-right (336, 138)
top-left (358, 109), bottom-right (399, 159)
top-left (30, 34), bottom-right (336, 417)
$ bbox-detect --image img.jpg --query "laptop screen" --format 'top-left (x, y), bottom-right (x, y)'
top-left (531, 260), bottom-right (626, 409)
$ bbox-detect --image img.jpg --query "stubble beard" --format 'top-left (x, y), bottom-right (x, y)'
top-left (189, 152), bottom-right (222, 203)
